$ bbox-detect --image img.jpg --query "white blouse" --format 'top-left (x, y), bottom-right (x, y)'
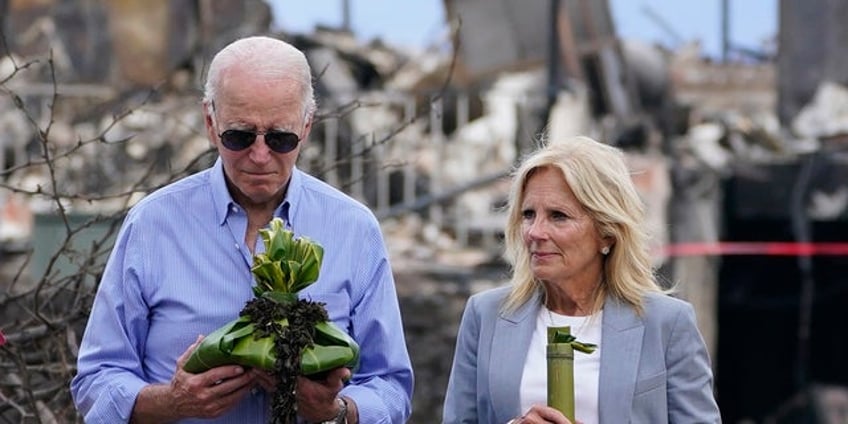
top-left (519, 307), bottom-right (603, 424)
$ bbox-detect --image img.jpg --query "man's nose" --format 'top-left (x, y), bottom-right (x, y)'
top-left (248, 134), bottom-right (273, 161)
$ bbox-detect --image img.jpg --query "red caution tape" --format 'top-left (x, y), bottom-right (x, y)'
top-left (660, 242), bottom-right (848, 257)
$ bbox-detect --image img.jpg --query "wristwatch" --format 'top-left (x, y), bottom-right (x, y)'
top-left (321, 397), bottom-right (348, 424)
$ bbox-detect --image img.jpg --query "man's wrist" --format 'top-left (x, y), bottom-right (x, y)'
top-left (342, 395), bottom-right (358, 424)
top-left (132, 384), bottom-right (180, 423)
top-left (320, 397), bottom-right (347, 424)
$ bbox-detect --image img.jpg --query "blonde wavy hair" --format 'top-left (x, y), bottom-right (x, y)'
top-left (501, 135), bottom-right (663, 315)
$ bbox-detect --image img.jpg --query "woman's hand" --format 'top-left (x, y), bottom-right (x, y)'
top-left (509, 404), bottom-right (580, 424)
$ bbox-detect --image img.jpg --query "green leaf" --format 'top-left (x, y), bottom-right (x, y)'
top-left (183, 317), bottom-right (254, 373)
top-left (550, 328), bottom-right (597, 354)
top-left (301, 345), bottom-right (359, 375)
top-left (265, 219), bottom-right (288, 261)
top-left (298, 245), bottom-right (323, 284)
top-left (262, 291), bottom-right (298, 305)
top-left (184, 217), bottom-right (361, 379)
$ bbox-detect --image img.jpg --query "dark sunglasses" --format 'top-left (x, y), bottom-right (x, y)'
top-left (218, 129), bottom-right (301, 154)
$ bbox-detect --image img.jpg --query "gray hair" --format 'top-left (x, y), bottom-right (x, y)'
top-left (202, 36), bottom-right (316, 120)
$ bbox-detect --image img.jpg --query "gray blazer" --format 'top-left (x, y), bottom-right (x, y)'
top-left (442, 286), bottom-right (721, 423)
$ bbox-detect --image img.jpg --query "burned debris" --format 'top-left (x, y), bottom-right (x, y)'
top-left (2, 0), bottom-right (848, 422)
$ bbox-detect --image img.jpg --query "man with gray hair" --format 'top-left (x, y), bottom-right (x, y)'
top-left (71, 36), bottom-right (413, 423)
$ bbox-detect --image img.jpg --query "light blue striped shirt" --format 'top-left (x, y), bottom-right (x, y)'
top-left (71, 158), bottom-right (413, 423)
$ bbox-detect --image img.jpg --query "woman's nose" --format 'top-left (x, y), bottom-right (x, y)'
top-left (525, 218), bottom-right (548, 240)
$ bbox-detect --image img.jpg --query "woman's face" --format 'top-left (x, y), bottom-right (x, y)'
top-left (520, 166), bottom-right (606, 287)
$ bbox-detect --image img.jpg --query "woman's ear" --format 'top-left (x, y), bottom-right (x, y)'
top-left (600, 236), bottom-right (615, 255)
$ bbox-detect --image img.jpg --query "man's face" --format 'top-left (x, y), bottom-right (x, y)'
top-left (204, 69), bottom-right (312, 209)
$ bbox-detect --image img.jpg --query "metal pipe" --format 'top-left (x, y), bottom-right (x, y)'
top-left (722, 0), bottom-right (730, 62)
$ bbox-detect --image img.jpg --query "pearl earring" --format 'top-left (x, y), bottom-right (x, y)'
top-left (601, 246), bottom-right (610, 255)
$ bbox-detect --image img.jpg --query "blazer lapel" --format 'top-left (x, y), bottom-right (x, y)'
top-left (489, 293), bottom-right (540, 423)
top-left (598, 297), bottom-right (644, 424)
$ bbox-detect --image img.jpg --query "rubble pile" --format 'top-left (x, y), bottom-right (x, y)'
top-left (2, 1), bottom-right (848, 423)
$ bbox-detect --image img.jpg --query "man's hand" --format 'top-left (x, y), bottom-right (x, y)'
top-left (295, 367), bottom-right (351, 422)
top-left (131, 336), bottom-right (257, 423)
top-left (250, 368), bottom-right (277, 392)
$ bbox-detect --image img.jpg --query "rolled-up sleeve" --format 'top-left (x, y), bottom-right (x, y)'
top-left (70, 219), bottom-right (151, 422)
top-left (341, 223), bottom-right (413, 423)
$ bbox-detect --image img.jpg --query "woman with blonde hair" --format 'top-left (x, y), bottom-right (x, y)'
top-left (443, 136), bottom-right (719, 423)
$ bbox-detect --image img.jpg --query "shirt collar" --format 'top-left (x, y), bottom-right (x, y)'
top-left (210, 158), bottom-right (233, 226)
top-left (281, 166), bottom-right (303, 228)
top-left (209, 157), bottom-right (303, 228)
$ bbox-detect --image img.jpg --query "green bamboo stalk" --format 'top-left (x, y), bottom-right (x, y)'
top-left (547, 326), bottom-right (597, 422)
top-left (547, 326), bottom-right (576, 421)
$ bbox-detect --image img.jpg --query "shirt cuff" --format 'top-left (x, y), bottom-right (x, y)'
top-left (84, 377), bottom-right (148, 423)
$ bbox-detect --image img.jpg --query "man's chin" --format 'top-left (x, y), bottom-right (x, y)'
top-left (234, 186), bottom-right (281, 205)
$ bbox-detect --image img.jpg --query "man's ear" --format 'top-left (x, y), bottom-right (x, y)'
top-left (202, 101), bottom-right (213, 126)
top-left (202, 101), bottom-right (217, 148)
top-left (302, 114), bottom-right (314, 140)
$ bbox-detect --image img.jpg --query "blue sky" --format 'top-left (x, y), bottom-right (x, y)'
top-left (267, 0), bottom-right (777, 59)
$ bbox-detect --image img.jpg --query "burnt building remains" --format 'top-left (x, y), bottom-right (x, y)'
top-left (1, 0), bottom-right (848, 422)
